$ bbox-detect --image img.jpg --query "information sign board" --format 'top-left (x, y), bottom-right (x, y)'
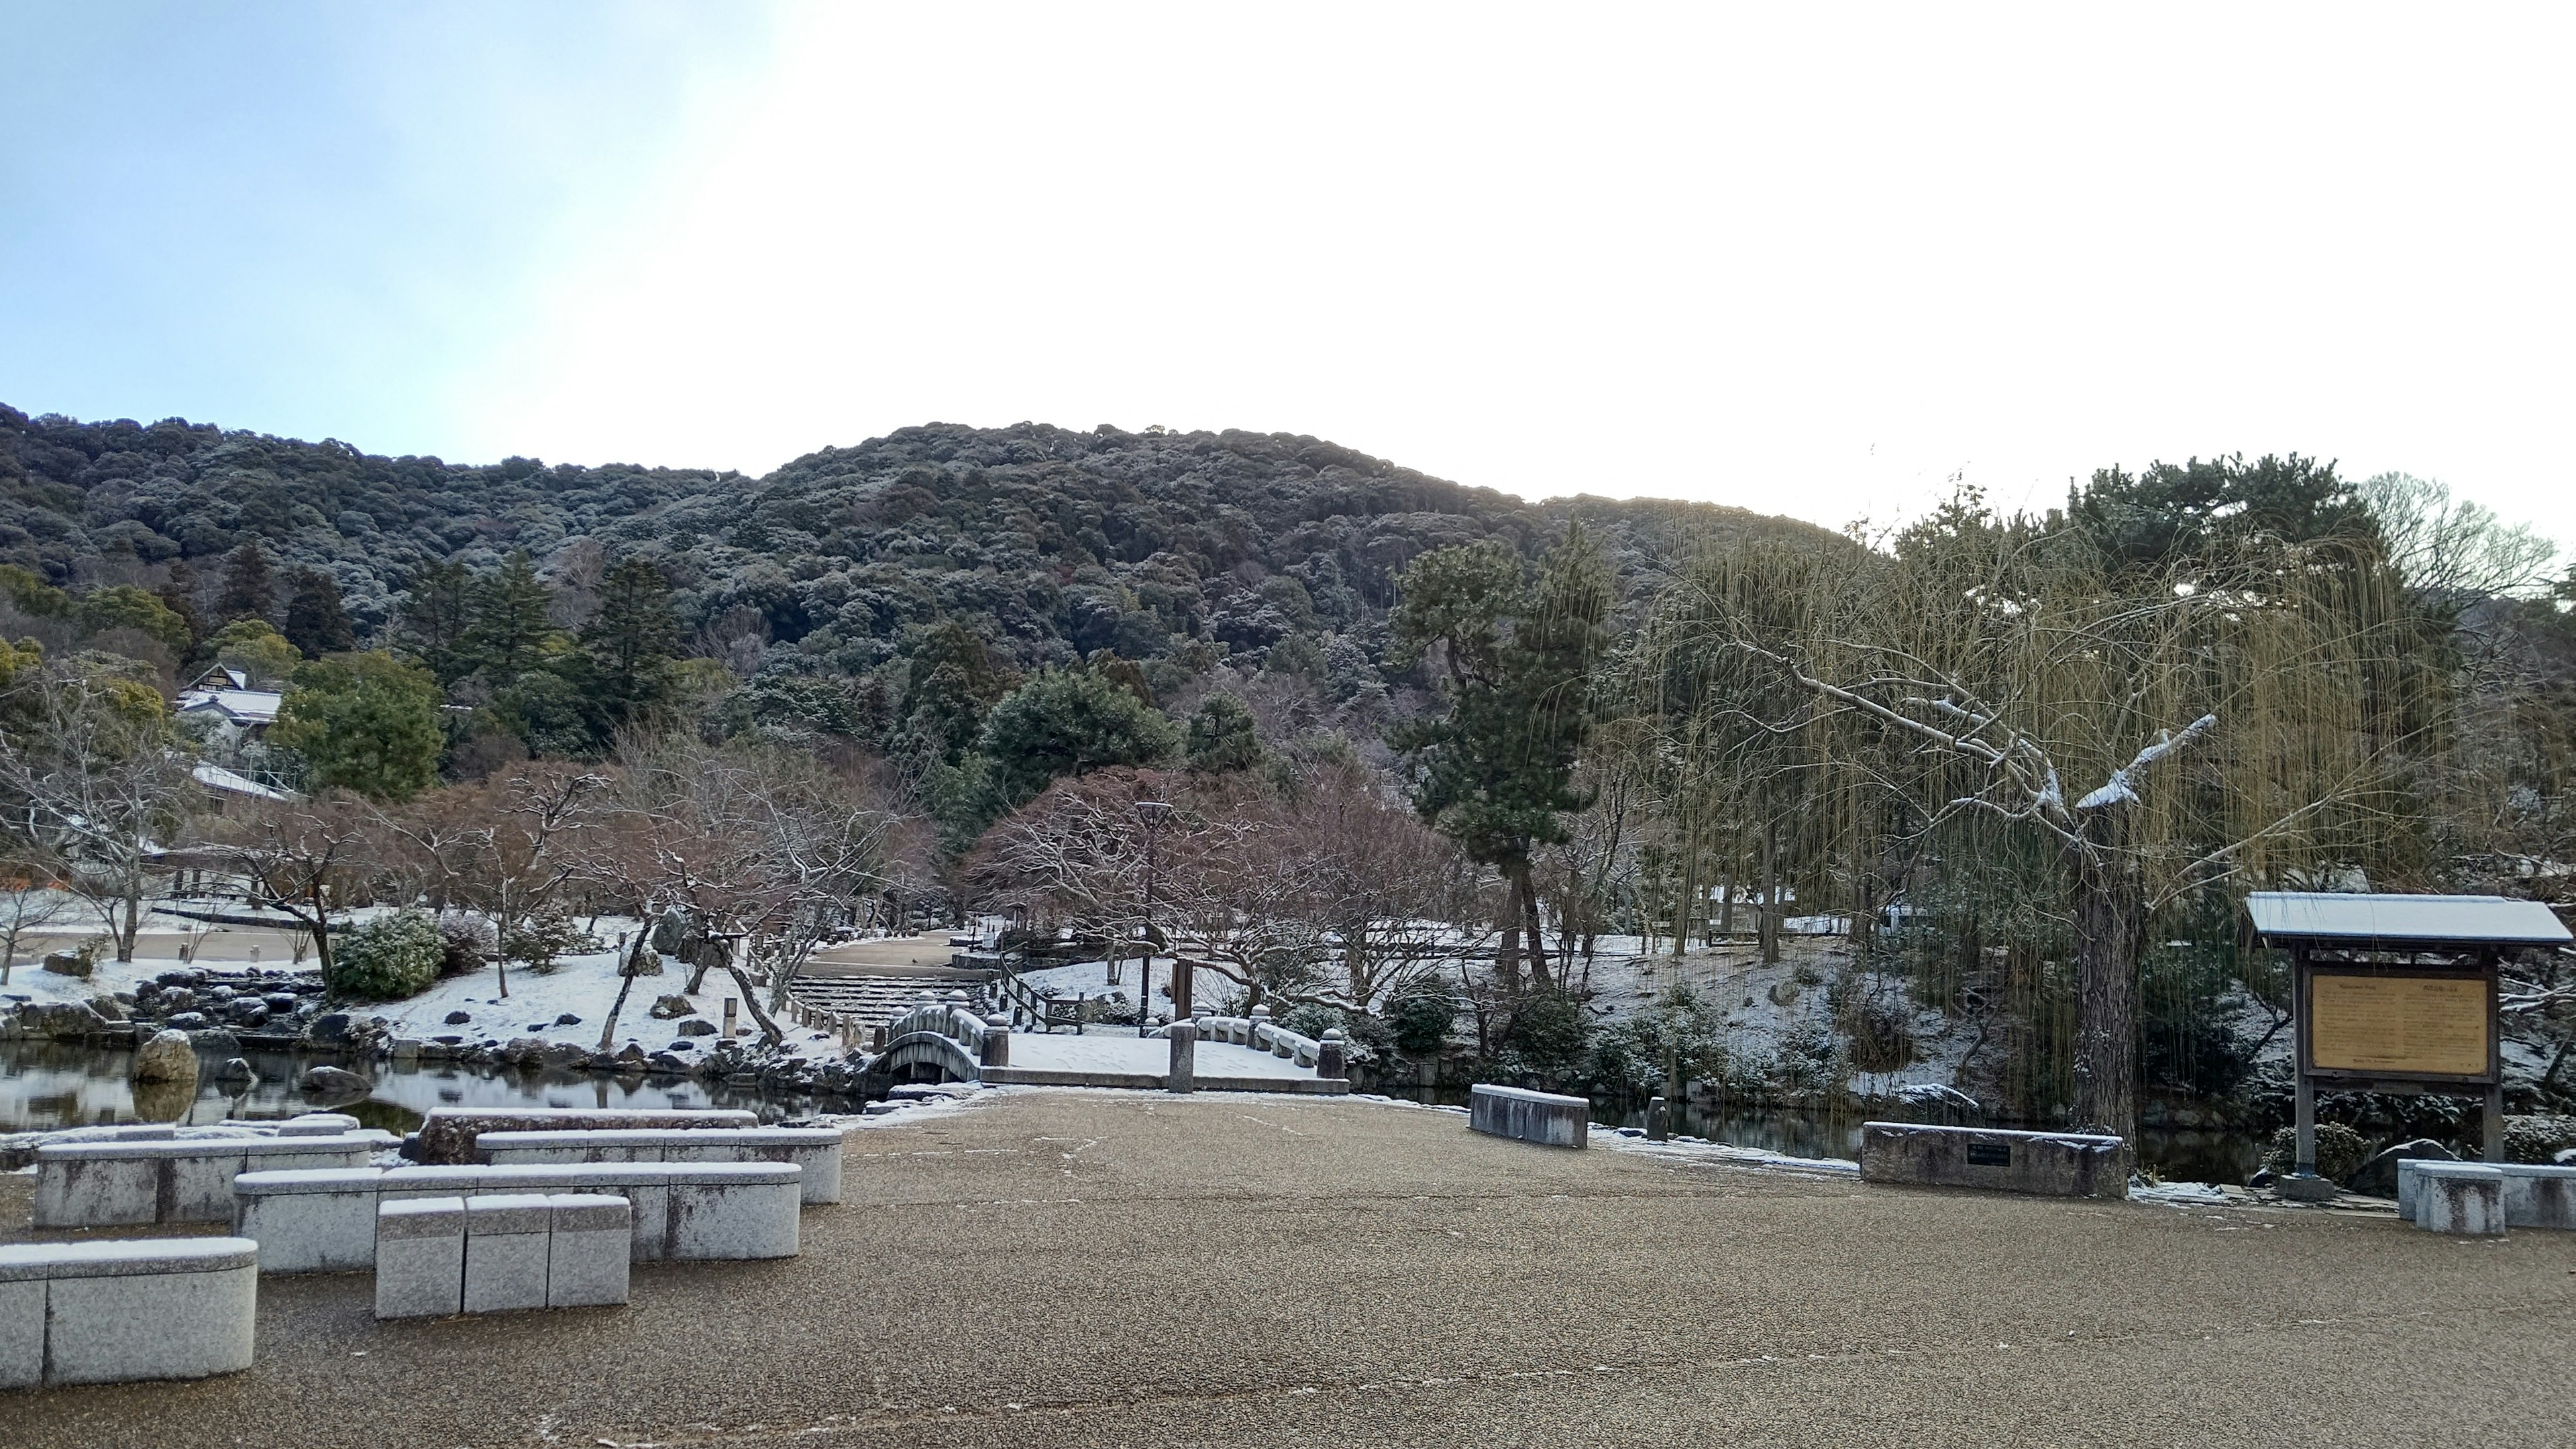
top-left (2306, 973), bottom-right (2491, 1078)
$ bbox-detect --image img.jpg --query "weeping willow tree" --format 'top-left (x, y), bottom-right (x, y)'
top-left (1643, 488), bottom-right (2449, 1146)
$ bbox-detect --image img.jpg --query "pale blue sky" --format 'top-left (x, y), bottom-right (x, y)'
top-left (5, 4), bottom-right (2573, 555)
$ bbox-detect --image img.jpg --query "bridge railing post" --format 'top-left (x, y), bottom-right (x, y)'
top-left (1318, 1028), bottom-right (1344, 1080)
top-left (981, 1013), bottom-right (1012, 1068)
top-left (1167, 1019), bottom-right (1196, 1093)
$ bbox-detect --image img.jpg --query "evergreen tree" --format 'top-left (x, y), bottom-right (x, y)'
top-left (580, 555), bottom-right (681, 735)
top-left (281, 568), bottom-right (356, 657)
top-left (1387, 525), bottom-right (1611, 994)
top-left (1185, 692), bottom-right (1262, 773)
top-left (464, 551), bottom-right (558, 680)
top-left (215, 543), bottom-right (275, 624)
top-left (902, 622), bottom-right (1012, 763)
top-left (978, 669), bottom-right (1181, 810)
top-left (393, 560), bottom-right (477, 686)
top-left (268, 651), bottom-right (445, 801)
top-left (155, 559), bottom-right (204, 653)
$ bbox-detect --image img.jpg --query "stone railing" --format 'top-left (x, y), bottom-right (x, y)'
top-left (1163, 1007), bottom-right (1322, 1068)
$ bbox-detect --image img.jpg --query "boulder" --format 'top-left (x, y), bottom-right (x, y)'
top-left (213, 1057), bottom-right (258, 1085)
top-left (676, 1018), bottom-right (718, 1037)
top-left (87, 995), bottom-right (129, 1023)
top-left (40, 949), bottom-right (91, 979)
top-left (163, 1011), bottom-right (212, 1032)
top-left (298, 1065), bottom-right (370, 1096)
top-left (648, 994), bottom-right (695, 1020)
top-left (2347, 1138), bottom-right (2456, 1198)
top-left (226, 1000), bottom-right (270, 1029)
top-left (158, 987), bottom-right (199, 1014)
top-left (153, 969), bottom-right (203, 988)
top-left (129, 1028), bottom-right (198, 1083)
top-left (553, 1012), bottom-right (581, 1026)
top-left (539, 1041), bottom-right (592, 1069)
top-left (262, 992), bottom-right (302, 1014)
top-left (190, 1028), bottom-right (243, 1056)
top-left (444, 1010), bottom-right (473, 1026)
top-left (646, 1052), bottom-right (689, 1075)
top-left (23, 1001), bottom-right (109, 1040)
top-left (650, 907), bottom-right (690, 957)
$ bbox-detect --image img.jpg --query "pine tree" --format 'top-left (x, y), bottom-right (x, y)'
top-left (215, 543), bottom-right (275, 625)
top-left (393, 560), bottom-right (476, 686)
top-left (464, 551), bottom-right (558, 680)
top-left (282, 568), bottom-right (356, 657)
top-left (580, 555), bottom-right (680, 733)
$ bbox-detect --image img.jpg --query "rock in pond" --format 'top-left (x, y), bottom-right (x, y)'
top-left (299, 1065), bottom-right (371, 1096)
top-left (130, 1028), bottom-right (198, 1083)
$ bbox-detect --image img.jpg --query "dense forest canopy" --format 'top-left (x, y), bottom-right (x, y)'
top-left (0, 404), bottom-right (1822, 666)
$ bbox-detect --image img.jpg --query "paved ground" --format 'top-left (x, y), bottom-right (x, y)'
top-left (5, 1089), bottom-right (2573, 1447)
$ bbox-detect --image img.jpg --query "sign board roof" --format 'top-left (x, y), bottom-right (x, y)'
top-left (2246, 892), bottom-right (2571, 949)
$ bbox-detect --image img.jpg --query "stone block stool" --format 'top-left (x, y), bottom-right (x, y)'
top-left (2412, 1163), bottom-right (2506, 1236)
top-left (463, 1194), bottom-right (554, 1313)
top-left (376, 1196), bottom-right (467, 1319)
top-left (545, 1194), bottom-right (631, 1307)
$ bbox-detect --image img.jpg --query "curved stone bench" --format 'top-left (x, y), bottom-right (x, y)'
top-left (414, 1108), bottom-right (759, 1165)
top-left (35, 1132), bottom-right (396, 1228)
top-left (1, 1238), bottom-right (257, 1387)
top-left (233, 1161), bottom-right (802, 1269)
top-left (476, 1127), bottom-right (845, 1203)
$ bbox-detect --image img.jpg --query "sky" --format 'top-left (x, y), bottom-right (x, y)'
top-left (4, 3), bottom-right (2573, 554)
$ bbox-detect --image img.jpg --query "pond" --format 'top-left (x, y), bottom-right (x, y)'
top-left (0, 1040), bottom-right (845, 1138)
top-left (3, 1039), bottom-right (2271, 1183)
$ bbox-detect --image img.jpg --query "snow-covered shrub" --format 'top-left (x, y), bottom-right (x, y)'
top-left (1386, 987), bottom-right (1460, 1056)
top-left (2264, 1122), bottom-right (2369, 1181)
top-left (329, 910), bottom-right (443, 1000)
top-left (501, 910), bottom-right (584, 975)
top-left (2504, 1114), bottom-right (2576, 1165)
top-left (435, 914), bottom-right (492, 979)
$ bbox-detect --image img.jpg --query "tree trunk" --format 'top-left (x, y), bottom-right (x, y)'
top-left (1495, 870), bottom-right (1525, 999)
top-left (596, 934), bottom-right (653, 1052)
top-left (1511, 861), bottom-right (1550, 992)
top-left (1758, 814), bottom-right (1781, 965)
top-left (115, 863), bottom-right (142, 963)
top-left (724, 961), bottom-right (786, 1044)
top-left (2068, 805), bottom-right (2145, 1157)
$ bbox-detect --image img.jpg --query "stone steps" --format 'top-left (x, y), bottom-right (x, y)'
top-left (784, 974), bottom-right (989, 1028)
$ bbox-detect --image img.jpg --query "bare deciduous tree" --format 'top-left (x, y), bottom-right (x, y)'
top-left (0, 659), bottom-right (198, 961)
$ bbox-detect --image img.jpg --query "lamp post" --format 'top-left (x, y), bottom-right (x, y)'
top-left (1136, 799), bottom-right (1175, 1029)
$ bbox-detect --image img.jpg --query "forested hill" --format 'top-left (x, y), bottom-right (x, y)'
top-left (0, 404), bottom-right (1834, 671)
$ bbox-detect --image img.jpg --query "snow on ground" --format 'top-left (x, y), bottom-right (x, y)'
top-left (1011, 957), bottom-right (1244, 1020)
top-left (1010, 1034), bottom-right (1317, 1079)
top-left (1, 906), bottom-right (854, 1065)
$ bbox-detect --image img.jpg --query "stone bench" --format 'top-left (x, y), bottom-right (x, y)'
top-left (2405, 1162), bottom-right (2506, 1235)
top-left (1859, 1123), bottom-right (2126, 1199)
top-left (233, 1161), bottom-right (801, 1269)
top-left (413, 1108), bottom-right (761, 1165)
top-left (375, 1194), bottom-right (631, 1319)
top-left (2400, 1160), bottom-right (2569, 1232)
top-left (476, 1127), bottom-right (845, 1203)
top-left (1467, 1084), bottom-right (1590, 1148)
top-left (34, 1132), bottom-right (396, 1228)
top-left (1, 1238), bottom-right (258, 1387)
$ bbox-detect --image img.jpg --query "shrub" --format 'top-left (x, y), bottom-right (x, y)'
top-left (329, 910), bottom-right (444, 1000)
top-left (2265, 1122), bottom-right (2369, 1182)
top-left (435, 914), bottom-right (493, 979)
top-left (1387, 987), bottom-right (1460, 1056)
top-left (500, 910), bottom-right (584, 975)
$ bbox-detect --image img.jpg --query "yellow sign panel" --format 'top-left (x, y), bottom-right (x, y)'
top-left (2309, 973), bottom-right (2490, 1077)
